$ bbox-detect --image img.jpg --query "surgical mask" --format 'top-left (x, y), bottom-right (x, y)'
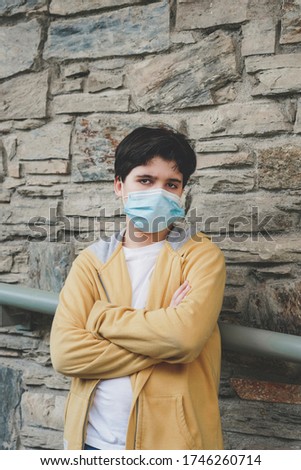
top-left (123, 188), bottom-right (185, 233)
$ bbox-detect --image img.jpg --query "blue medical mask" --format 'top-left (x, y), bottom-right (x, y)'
top-left (123, 188), bottom-right (185, 233)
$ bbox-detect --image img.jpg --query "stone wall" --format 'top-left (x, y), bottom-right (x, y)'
top-left (0, 0), bottom-right (301, 450)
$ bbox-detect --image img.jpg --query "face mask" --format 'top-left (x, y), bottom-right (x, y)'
top-left (123, 188), bottom-right (185, 233)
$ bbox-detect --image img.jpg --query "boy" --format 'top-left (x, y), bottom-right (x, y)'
top-left (50, 125), bottom-right (226, 450)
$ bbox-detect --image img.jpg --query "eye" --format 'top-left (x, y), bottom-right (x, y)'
top-left (139, 178), bottom-right (151, 185)
top-left (167, 182), bottom-right (178, 189)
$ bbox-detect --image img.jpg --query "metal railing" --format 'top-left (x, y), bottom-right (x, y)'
top-left (0, 282), bottom-right (301, 364)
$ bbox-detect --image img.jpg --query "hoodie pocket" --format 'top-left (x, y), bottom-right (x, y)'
top-left (136, 394), bottom-right (197, 450)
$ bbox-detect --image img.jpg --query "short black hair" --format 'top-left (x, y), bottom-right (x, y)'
top-left (114, 125), bottom-right (196, 187)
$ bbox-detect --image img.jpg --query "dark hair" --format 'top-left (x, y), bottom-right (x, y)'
top-left (114, 125), bottom-right (196, 187)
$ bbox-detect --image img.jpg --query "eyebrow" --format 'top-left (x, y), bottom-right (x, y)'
top-left (135, 174), bottom-right (182, 184)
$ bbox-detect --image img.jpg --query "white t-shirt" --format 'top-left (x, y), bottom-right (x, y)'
top-left (85, 240), bottom-right (165, 450)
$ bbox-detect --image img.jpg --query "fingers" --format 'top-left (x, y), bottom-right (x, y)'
top-left (177, 279), bottom-right (189, 292)
top-left (169, 280), bottom-right (191, 307)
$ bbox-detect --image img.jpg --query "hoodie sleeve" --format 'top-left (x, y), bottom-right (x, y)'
top-left (50, 253), bottom-right (160, 379)
top-left (85, 240), bottom-right (226, 364)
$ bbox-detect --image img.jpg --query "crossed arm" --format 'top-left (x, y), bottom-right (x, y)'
top-left (86, 245), bottom-right (225, 364)
top-left (50, 257), bottom-right (191, 380)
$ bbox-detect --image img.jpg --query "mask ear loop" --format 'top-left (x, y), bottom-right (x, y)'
top-left (116, 177), bottom-right (125, 217)
top-left (117, 179), bottom-right (128, 238)
top-left (120, 180), bottom-right (129, 203)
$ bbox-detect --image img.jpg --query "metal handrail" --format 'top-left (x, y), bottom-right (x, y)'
top-left (0, 282), bottom-right (301, 364)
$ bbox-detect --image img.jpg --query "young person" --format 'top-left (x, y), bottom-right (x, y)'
top-left (50, 126), bottom-right (226, 450)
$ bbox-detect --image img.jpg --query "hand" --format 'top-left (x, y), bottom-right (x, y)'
top-left (169, 280), bottom-right (191, 307)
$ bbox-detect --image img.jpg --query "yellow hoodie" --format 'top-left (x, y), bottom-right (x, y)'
top-left (50, 227), bottom-right (226, 450)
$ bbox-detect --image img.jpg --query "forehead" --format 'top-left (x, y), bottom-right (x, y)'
top-left (130, 156), bottom-right (183, 179)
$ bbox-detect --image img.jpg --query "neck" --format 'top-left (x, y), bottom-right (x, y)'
top-left (122, 219), bottom-right (170, 248)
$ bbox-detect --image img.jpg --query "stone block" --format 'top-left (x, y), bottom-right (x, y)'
top-left (246, 0), bottom-right (282, 19)
top-left (50, 0), bottom-right (143, 15)
top-left (170, 31), bottom-right (196, 45)
top-left (2, 178), bottom-right (24, 191)
top-left (4, 119), bottom-right (47, 132)
top-left (17, 186), bottom-right (63, 198)
top-left (230, 378), bottom-right (301, 404)
top-left (55, 78), bottom-right (84, 95)
top-left (250, 265), bottom-right (293, 282)
top-left (45, 374), bottom-right (70, 391)
top-left (0, 367), bottom-right (22, 449)
top-left (0, 189), bottom-right (12, 203)
top-left (44, 2), bottom-right (169, 60)
top-left (0, 144), bottom-right (5, 179)
top-left (258, 146), bottom-right (301, 190)
top-left (295, 99), bottom-right (301, 134)
top-left (72, 117), bottom-right (116, 182)
top-left (245, 53), bottom-right (301, 73)
top-left (218, 235), bottom-right (301, 264)
top-left (0, 72), bottom-right (48, 120)
top-left (251, 69), bottom-right (301, 96)
top-left (225, 267), bottom-right (247, 287)
top-left (21, 364), bottom-right (70, 390)
top-left (220, 400), bottom-right (301, 441)
top-left (28, 242), bottom-right (75, 292)
top-left (88, 58), bottom-right (126, 71)
top-left (176, 0), bottom-right (249, 30)
top-left (23, 160), bottom-right (70, 175)
top-left (11, 252), bottom-right (29, 274)
top-left (71, 114), bottom-right (184, 183)
top-left (0, 121), bottom-right (13, 133)
top-left (241, 19), bottom-right (276, 56)
top-left (0, 252), bottom-right (13, 273)
top-left (53, 90), bottom-right (130, 114)
top-left (198, 170), bottom-right (255, 193)
top-left (196, 152), bottom-right (253, 170)
top-left (0, 272), bottom-right (27, 284)
top-left (26, 175), bottom-right (70, 186)
top-left (280, 0), bottom-right (301, 44)
top-left (188, 189), bottom-right (300, 235)
top-left (2, 198), bottom-right (58, 225)
top-left (8, 162), bottom-right (21, 179)
top-left (86, 70), bottom-right (123, 93)
top-left (62, 63), bottom-right (89, 79)
top-left (247, 280), bottom-right (301, 335)
top-left (21, 391), bottom-right (65, 432)
top-left (0, 333), bottom-right (40, 353)
top-left (0, 20), bottom-right (41, 79)
top-left (21, 426), bottom-right (63, 450)
top-left (126, 30), bottom-right (239, 111)
top-left (0, 0), bottom-right (47, 15)
top-left (17, 122), bottom-right (71, 161)
top-left (2, 135), bottom-right (17, 161)
top-left (0, 224), bottom-right (38, 243)
top-left (224, 430), bottom-right (301, 450)
top-left (195, 141), bottom-right (239, 153)
top-left (213, 84), bottom-right (237, 104)
top-left (63, 184), bottom-right (119, 217)
top-left (221, 292), bottom-right (241, 314)
top-left (187, 102), bottom-right (293, 138)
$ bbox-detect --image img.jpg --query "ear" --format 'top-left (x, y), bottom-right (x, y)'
top-left (114, 176), bottom-right (122, 198)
